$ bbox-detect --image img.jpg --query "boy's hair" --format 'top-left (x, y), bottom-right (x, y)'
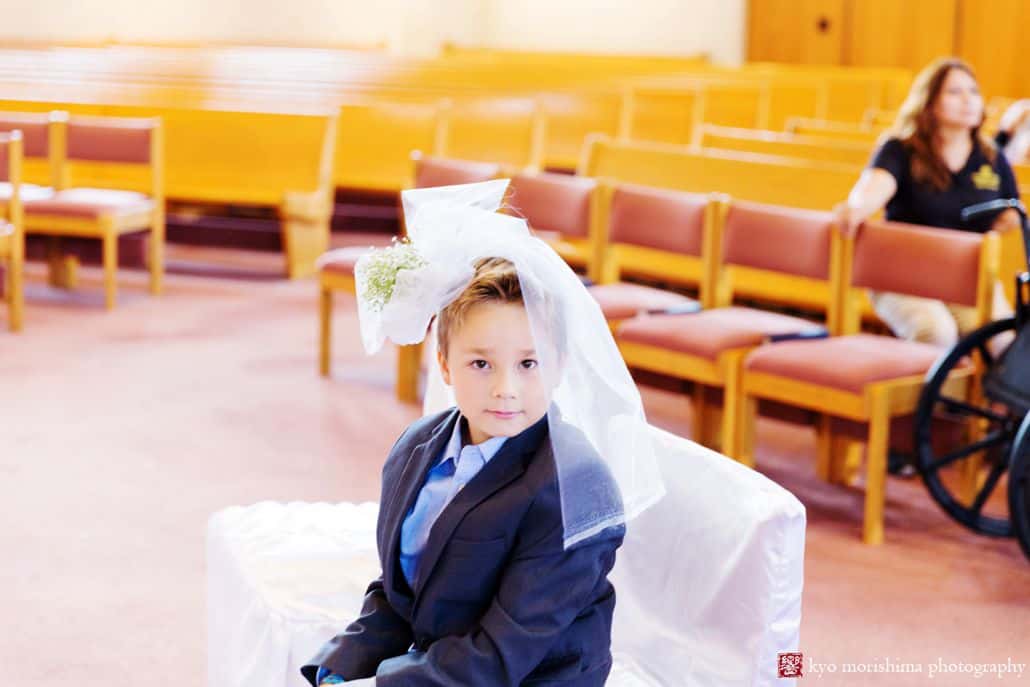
top-left (437, 257), bottom-right (523, 355)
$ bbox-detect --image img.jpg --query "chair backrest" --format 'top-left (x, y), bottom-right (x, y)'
top-left (579, 135), bottom-right (858, 211)
top-left (56, 113), bottom-right (163, 197)
top-left (610, 426), bottom-right (805, 687)
top-left (66, 115), bottom-right (158, 164)
top-left (0, 111), bottom-right (58, 187)
top-left (595, 182), bottom-right (716, 298)
top-left (411, 152), bottom-right (501, 189)
top-left (0, 112), bottom-right (49, 159)
top-left (508, 172), bottom-right (595, 239)
top-left (842, 220), bottom-right (999, 334)
top-left (717, 200), bottom-right (841, 325)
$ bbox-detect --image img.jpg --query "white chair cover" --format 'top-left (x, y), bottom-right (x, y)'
top-left (207, 427), bottom-right (805, 687)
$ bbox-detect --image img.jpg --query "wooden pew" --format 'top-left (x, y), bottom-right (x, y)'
top-left (0, 97), bottom-right (339, 278)
top-left (694, 125), bottom-right (872, 166)
top-left (579, 135), bottom-right (859, 211)
top-left (785, 117), bottom-right (882, 144)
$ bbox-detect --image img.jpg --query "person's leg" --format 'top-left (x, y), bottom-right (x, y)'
top-left (868, 291), bottom-right (958, 476)
top-left (948, 280), bottom-right (1016, 356)
top-left (869, 290), bottom-right (959, 347)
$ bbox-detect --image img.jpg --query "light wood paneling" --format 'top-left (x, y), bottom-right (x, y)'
top-left (956, 0), bottom-right (1030, 99)
top-left (748, 0), bottom-right (846, 65)
top-left (846, 0), bottom-right (957, 72)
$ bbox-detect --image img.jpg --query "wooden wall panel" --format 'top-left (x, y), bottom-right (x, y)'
top-left (748, 0), bottom-right (845, 65)
top-left (956, 0), bottom-right (1030, 99)
top-left (845, 0), bottom-right (956, 72)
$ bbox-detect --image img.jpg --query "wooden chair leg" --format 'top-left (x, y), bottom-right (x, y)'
top-left (863, 387), bottom-right (890, 545)
top-left (149, 219), bottom-right (164, 295)
top-left (47, 237), bottom-right (78, 289)
top-left (815, 415), bottom-right (834, 481)
top-left (692, 384), bottom-right (717, 448)
top-left (102, 232), bottom-right (117, 310)
top-left (8, 253), bottom-right (22, 332)
top-left (720, 350), bottom-right (746, 459)
top-left (396, 342), bottom-right (423, 404)
top-left (319, 286), bottom-right (332, 378)
top-left (831, 438), bottom-right (864, 486)
top-left (736, 391), bottom-right (758, 469)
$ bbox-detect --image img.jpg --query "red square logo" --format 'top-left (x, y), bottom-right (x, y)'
top-left (778, 652), bottom-right (803, 678)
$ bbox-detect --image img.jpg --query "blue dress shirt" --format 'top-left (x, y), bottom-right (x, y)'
top-left (399, 419), bottom-right (508, 587)
top-left (317, 419), bottom-right (506, 685)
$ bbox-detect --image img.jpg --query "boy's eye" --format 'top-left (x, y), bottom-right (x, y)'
top-left (520, 359), bottom-right (538, 370)
top-left (470, 360), bottom-right (490, 370)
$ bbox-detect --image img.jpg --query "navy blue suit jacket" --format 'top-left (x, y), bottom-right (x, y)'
top-left (302, 408), bottom-right (624, 686)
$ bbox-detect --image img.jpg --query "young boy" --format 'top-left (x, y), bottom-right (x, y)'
top-left (301, 257), bottom-right (624, 687)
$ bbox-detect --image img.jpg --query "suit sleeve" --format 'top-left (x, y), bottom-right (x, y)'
top-left (300, 575), bottom-right (415, 684)
top-left (300, 417), bottom-right (441, 686)
top-left (373, 498), bottom-right (624, 687)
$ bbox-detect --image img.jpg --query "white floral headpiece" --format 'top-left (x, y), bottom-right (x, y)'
top-left (352, 179), bottom-right (529, 354)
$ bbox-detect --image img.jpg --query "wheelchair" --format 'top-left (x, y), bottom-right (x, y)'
top-left (913, 198), bottom-right (1030, 562)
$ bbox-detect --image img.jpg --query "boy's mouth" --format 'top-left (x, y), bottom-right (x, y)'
top-left (487, 410), bottom-right (522, 420)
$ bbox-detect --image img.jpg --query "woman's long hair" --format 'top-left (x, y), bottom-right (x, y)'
top-left (887, 57), bottom-right (995, 191)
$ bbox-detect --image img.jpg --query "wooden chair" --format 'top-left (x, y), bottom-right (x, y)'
top-left (615, 200), bottom-right (839, 450)
top-left (0, 131), bottom-right (24, 331)
top-left (735, 220), bottom-right (1000, 545)
top-left (318, 154), bottom-right (501, 406)
top-left (22, 112), bottom-right (164, 309)
top-left (506, 172), bottom-right (597, 270)
top-left (588, 182), bottom-right (711, 325)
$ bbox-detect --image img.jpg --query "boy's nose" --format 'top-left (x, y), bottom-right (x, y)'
top-left (492, 370), bottom-right (517, 398)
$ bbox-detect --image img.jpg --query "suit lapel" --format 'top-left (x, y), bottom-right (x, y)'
top-left (412, 415), bottom-right (549, 599)
top-left (382, 409), bottom-right (460, 603)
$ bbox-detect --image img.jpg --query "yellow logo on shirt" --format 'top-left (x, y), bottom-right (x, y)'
top-left (971, 164), bottom-right (1000, 191)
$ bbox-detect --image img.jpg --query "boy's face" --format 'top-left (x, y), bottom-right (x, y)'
top-left (438, 302), bottom-right (553, 445)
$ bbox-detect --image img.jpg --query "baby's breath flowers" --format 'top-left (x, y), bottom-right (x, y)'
top-left (358, 238), bottom-right (428, 313)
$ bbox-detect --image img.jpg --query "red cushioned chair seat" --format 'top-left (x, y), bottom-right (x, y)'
top-left (617, 307), bottom-right (822, 360)
top-left (589, 282), bottom-right (698, 321)
top-left (24, 188), bottom-right (153, 219)
top-left (744, 333), bottom-right (946, 393)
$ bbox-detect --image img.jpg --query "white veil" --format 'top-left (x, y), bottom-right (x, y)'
top-left (355, 179), bottom-right (664, 548)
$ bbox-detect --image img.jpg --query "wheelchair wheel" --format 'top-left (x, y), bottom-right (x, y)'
top-left (914, 318), bottom-right (1022, 536)
top-left (1008, 413), bottom-right (1030, 562)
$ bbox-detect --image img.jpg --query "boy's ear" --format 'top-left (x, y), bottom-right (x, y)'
top-left (437, 345), bottom-right (451, 385)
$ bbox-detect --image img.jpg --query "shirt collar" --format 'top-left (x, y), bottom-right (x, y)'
top-left (441, 416), bottom-right (508, 467)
